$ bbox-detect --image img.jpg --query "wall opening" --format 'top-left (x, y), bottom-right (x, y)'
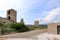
top-left (8, 16), bottom-right (11, 20)
top-left (57, 25), bottom-right (60, 34)
top-left (3, 22), bottom-right (5, 23)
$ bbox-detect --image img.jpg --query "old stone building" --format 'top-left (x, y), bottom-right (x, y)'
top-left (0, 9), bottom-right (17, 25)
top-left (34, 21), bottom-right (39, 27)
top-left (20, 18), bottom-right (24, 23)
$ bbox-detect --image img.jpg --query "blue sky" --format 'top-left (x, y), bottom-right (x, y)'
top-left (0, 0), bottom-right (60, 24)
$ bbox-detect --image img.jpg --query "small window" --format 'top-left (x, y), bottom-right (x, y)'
top-left (3, 22), bottom-right (5, 23)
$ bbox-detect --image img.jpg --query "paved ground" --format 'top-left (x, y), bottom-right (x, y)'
top-left (0, 30), bottom-right (45, 40)
top-left (1, 30), bottom-right (60, 40)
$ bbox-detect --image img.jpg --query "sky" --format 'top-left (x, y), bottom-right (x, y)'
top-left (0, 0), bottom-right (60, 25)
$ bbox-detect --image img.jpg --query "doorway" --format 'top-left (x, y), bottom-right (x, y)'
top-left (57, 25), bottom-right (60, 34)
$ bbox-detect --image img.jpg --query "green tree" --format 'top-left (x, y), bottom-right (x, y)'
top-left (10, 22), bottom-right (30, 32)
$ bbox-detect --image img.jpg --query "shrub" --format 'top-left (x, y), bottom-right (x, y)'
top-left (1, 26), bottom-right (15, 35)
top-left (29, 26), bottom-right (40, 30)
top-left (0, 22), bottom-right (4, 27)
top-left (10, 23), bottom-right (30, 32)
top-left (0, 22), bottom-right (4, 35)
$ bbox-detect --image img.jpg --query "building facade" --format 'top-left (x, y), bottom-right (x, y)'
top-left (0, 9), bottom-right (17, 25)
top-left (48, 23), bottom-right (60, 34)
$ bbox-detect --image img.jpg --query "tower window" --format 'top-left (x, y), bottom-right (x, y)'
top-left (8, 11), bottom-right (10, 15)
top-left (8, 16), bottom-right (11, 20)
top-left (3, 22), bottom-right (5, 23)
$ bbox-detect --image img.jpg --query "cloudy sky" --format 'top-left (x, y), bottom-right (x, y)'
top-left (0, 0), bottom-right (60, 24)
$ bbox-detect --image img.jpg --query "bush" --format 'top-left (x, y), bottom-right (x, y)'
top-left (0, 22), bottom-right (4, 27)
top-left (32, 26), bottom-right (37, 30)
top-left (0, 22), bottom-right (4, 34)
top-left (1, 26), bottom-right (15, 35)
top-left (10, 23), bottom-right (30, 32)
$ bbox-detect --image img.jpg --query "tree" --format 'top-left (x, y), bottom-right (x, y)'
top-left (10, 22), bottom-right (30, 32)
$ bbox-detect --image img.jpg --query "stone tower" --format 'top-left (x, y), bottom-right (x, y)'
top-left (20, 18), bottom-right (24, 23)
top-left (7, 9), bottom-right (17, 22)
top-left (34, 21), bottom-right (39, 27)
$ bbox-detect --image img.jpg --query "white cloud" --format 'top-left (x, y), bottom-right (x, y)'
top-left (0, 0), bottom-right (31, 18)
top-left (34, 7), bottom-right (60, 24)
top-left (42, 7), bottom-right (60, 23)
top-left (0, 0), bottom-right (21, 10)
top-left (0, 0), bottom-right (60, 24)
